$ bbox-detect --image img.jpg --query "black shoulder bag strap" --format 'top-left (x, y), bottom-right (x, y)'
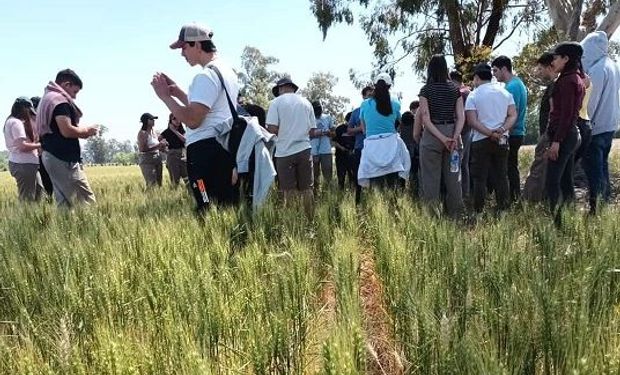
top-left (208, 65), bottom-right (247, 164)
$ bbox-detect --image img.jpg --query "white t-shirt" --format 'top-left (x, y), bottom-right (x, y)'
top-left (465, 82), bottom-right (515, 142)
top-left (186, 58), bottom-right (239, 146)
top-left (266, 93), bottom-right (316, 158)
top-left (3, 117), bottom-right (38, 164)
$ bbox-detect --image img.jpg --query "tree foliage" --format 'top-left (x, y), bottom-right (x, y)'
top-left (84, 126), bottom-right (136, 165)
top-left (310, 0), bottom-right (547, 76)
top-left (300, 72), bottom-right (351, 121)
top-left (237, 46), bottom-right (284, 109)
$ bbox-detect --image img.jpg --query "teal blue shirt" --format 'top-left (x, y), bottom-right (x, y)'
top-left (505, 76), bottom-right (528, 136)
top-left (360, 98), bottom-right (401, 137)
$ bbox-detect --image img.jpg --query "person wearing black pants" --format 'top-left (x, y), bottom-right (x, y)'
top-left (545, 42), bottom-right (586, 224)
top-left (546, 127), bottom-right (580, 211)
top-left (507, 135), bottom-right (523, 201)
top-left (186, 138), bottom-right (239, 212)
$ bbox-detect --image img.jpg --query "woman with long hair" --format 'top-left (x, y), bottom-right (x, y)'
top-left (3, 97), bottom-right (43, 201)
top-left (545, 42), bottom-right (586, 223)
top-left (417, 54), bottom-right (465, 217)
top-left (137, 113), bottom-right (166, 188)
top-left (357, 73), bottom-right (409, 190)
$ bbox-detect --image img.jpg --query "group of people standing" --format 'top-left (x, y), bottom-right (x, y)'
top-left (4, 25), bottom-right (619, 223)
top-left (4, 70), bottom-right (99, 207)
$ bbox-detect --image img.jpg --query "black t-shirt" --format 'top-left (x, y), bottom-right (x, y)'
top-left (160, 127), bottom-right (186, 149)
top-left (41, 103), bottom-right (81, 162)
top-left (334, 123), bottom-right (354, 155)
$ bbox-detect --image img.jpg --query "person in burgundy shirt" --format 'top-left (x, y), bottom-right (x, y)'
top-left (545, 42), bottom-right (586, 224)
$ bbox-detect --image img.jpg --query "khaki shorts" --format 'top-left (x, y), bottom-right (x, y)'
top-left (275, 148), bottom-right (313, 191)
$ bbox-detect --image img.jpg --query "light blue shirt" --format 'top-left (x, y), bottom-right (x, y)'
top-left (505, 76), bottom-right (528, 136)
top-left (348, 107), bottom-right (365, 150)
top-left (310, 114), bottom-right (334, 155)
top-left (360, 98), bottom-right (401, 137)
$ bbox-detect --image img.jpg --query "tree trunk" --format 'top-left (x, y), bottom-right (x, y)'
top-left (482, 0), bottom-right (508, 47)
top-left (597, 0), bottom-right (620, 38)
top-left (444, 0), bottom-right (467, 58)
top-left (545, 0), bottom-right (572, 36)
top-left (567, 0), bottom-right (584, 40)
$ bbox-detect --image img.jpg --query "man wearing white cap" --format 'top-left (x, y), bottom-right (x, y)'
top-left (151, 23), bottom-right (240, 214)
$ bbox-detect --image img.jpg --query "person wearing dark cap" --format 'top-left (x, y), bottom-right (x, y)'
top-left (137, 113), bottom-right (166, 188)
top-left (545, 42), bottom-right (586, 223)
top-left (3, 97), bottom-right (43, 201)
top-left (36, 69), bottom-right (98, 207)
top-left (159, 113), bottom-right (188, 187)
top-left (151, 23), bottom-right (240, 213)
top-left (465, 63), bottom-right (517, 213)
top-left (266, 77), bottom-right (318, 216)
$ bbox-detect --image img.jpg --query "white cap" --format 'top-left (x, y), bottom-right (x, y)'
top-left (374, 72), bottom-right (393, 86)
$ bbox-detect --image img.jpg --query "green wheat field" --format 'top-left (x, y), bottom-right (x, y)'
top-left (0, 149), bottom-right (619, 374)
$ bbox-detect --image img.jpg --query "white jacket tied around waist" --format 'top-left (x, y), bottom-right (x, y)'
top-left (214, 116), bottom-right (277, 209)
top-left (357, 132), bottom-right (411, 187)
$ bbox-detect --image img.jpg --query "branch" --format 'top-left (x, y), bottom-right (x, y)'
top-left (493, 14), bottom-right (527, 49)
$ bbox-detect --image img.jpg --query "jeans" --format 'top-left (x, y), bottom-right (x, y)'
top-left (546, 128), bottom-right (580, 215)
top-left (575, 119), bottom-right (592, 164)
top-left (508, 135), bottom-right (523, 202)
top-left (584, 131), bottom-right (614, 211)
top-left (470, 138), bottom-right (510, 212)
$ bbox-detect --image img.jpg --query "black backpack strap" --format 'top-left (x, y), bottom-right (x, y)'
top-left (208, 65), bottom-right (239, 121)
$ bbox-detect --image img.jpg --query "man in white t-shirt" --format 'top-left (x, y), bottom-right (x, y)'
top-left (151, 23), bottom-right (240, 214)
top-left (266, 78), bottom-right (319, 215)
top-left (465, 63), bottom-right (517, 213)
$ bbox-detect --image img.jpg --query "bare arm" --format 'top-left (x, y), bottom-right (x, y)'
top-left (266, 125), bottom-right (278, 135)
top-left (55, 116), bottom-right (97, 139)
top-left (501, 104), bottom-right (517, 132)
top-left (452, 96), bottom-right (465, 140)
top-left (418, 97), bottom-right (451, 146)
top-left (413, 110), bottom-right (423, 144)
top-left (466, 110), bottom-right (494, 137)
top-left (160, 97), bottom-right (209, 130)
top-left (16, 139), bottom-right (41, 152)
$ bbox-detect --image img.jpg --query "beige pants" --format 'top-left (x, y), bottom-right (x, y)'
top-left (8, 161), bottom-right (43, 202)
top-left (41, 151), bottom-right (96, 207)
top-left (166, 149), bottom-right (188, 187)
top-left (139, 152), bottom-right (163, 188)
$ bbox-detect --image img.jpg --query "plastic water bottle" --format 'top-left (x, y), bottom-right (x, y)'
top-left (450, 150), bottom-right (460, 173)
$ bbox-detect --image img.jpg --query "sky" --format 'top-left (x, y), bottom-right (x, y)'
top-left (0, 0), bottom-right (601, 150)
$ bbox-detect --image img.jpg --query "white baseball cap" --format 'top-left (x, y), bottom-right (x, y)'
top-left (374, 72), bottom-right (393, 86)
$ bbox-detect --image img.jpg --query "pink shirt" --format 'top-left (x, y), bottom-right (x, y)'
top-left (3, 117), bottom-right (39, 164)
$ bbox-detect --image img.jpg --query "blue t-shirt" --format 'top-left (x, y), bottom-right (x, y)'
top-left (505, 76), bottom-right (528, 136)
top-left (360, 98), bottom-right (401, 137)
top-left (348, 107), bottom-right (365, 150)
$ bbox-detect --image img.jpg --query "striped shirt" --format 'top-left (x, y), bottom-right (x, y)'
top-left (419, 82), bottom-right (460, 123)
